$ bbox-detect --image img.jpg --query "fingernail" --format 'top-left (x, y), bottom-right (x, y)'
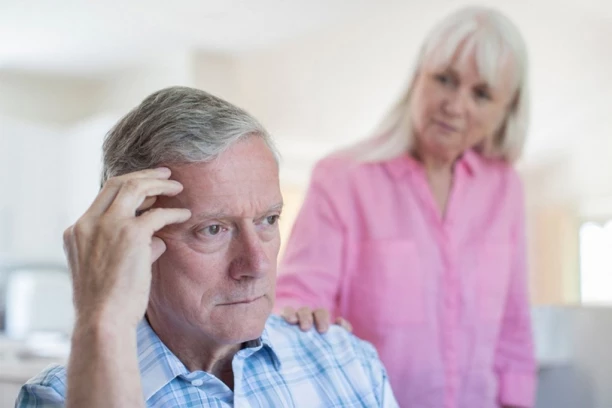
top-left (157, 167), bottom-right (170, 173)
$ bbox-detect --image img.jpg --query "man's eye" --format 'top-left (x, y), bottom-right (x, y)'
top-left (265, 215), bottom-right (279, 225)
top-left (204, 225), bottom-right (221, 236)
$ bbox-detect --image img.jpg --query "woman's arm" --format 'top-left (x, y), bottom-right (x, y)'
top-left (276, 160), bottom-right (348, 326)
top-left (495, 179), bottom-right (537, 408)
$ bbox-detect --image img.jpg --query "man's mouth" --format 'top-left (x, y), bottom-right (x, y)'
top-left (220, 295), bottom-right (264, 306)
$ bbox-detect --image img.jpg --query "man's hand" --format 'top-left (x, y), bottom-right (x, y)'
top-left (64, 167), bottom-right (191, 329)
top-left (281, 306), bottom-right (353, 333)
top-left (64, 167), bottom-right (191, 408)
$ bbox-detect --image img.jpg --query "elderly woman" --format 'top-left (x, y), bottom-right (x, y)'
top-left (275, 6), bottom-right (536, 408)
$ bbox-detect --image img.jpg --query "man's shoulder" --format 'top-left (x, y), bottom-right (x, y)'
top-left (263, 315), bottom-right (393, 405)
top-left (25, 364), bottom-right (67, 389)
top-left (265, 315), bottom-right (378, 364)
top-left (16, 364), bottom-right (67, 406)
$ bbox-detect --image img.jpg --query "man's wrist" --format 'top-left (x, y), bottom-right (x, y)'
top-left (73, 312), bottom-right (137, 344)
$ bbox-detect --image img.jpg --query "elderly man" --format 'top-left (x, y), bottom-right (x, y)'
top-left (16, 87), bottom-right (398, 408)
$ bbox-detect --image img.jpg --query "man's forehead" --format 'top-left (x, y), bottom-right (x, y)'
top-left (171, 161), bottom-right (279, 194)
top-left (170, 137), bottom-right (277, 178)
top-left (167, 165), bottom-right (280, 216)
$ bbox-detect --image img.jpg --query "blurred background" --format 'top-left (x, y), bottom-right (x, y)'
top-left (0, 0), bottom-right (611, 406)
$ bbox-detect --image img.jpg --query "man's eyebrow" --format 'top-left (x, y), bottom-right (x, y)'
top-left (191, 202), bottom-right (284, 221)
top-left (268, 202), bottom-right (284, 213)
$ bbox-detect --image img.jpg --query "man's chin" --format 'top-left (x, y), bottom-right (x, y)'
top-left (212, 305), bottom-right (271, 343)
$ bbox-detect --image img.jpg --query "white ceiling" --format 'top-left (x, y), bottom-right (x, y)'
top-left (2, 0), bottom-right (610, 76)
top-left (0, 0), bottom-right (386, 75)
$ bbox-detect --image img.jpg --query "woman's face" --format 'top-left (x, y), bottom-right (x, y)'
top-left (410, 51), bottom-right (516, 163)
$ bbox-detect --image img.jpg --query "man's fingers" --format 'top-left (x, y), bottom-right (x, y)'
top-left (151, 237), bottom-right (167, 263)
top-left (137, 196), bottom-right (158, 215)
top-left (313, 309), bottom-right (331, 333)
top-left (108, 178), bottom-right (184, 217)
top-left (281, 307), bottom-right (298, 324)
top-left (296, 307), bottom-right (314, 331)
top-left (137, 208), bottom-right (192, 233)
top-left (86, 168), bottom-right (171, 217)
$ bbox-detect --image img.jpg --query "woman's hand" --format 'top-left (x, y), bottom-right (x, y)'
top-left (280, 306), bottom-right (353, 333)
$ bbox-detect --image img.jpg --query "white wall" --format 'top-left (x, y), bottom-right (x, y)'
top-left (193, 53), bottom-right (241, 103)
top-left (0, 71), bottom-right (104, 125)
top-left (0, 117), bottom-right (65, 261)
top-left (98, 51), bottom-right (196, 114)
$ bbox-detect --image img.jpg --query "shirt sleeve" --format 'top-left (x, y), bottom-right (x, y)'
top-left (495, 176), bottom-right (537, 408)
top-left (15, 366), bottom-right (67, 408)
top-left (275, 159), bottom-right (347, 315)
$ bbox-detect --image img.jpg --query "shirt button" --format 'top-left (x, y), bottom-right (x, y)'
top-left (191, 379), bottom-right (204, 386)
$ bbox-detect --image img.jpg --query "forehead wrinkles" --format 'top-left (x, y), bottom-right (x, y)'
top-left (179, 168), bottom-right (280, 219)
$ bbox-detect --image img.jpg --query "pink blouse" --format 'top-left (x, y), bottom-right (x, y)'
top-left (276, 150), bottom-right (536, 408)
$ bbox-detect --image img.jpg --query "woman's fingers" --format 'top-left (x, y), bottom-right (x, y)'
top-left (336, 316), bottom-right (353, 332)
top-left (281, 306), bottom-right (349, 334)
top-left (313, 308), bottom-right (331, 333)
top-left (296, 307), bottom-right (314, 331)
top-left (281, 306), bottom-right (299, 324)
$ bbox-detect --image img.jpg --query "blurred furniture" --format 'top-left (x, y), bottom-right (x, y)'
top-left (0, 263), bottom-right (71, 408)
top-left (533, 305), bottom-right (612, 408)
top-left (1, 263), bottom-right (73, 339)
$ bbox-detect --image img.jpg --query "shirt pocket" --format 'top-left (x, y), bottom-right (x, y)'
top-left (348, 239), bottom-right (424, 326)
top-left (476, 242), bottom-right (512, 322)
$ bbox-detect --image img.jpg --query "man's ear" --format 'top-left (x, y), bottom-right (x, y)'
top-left (151, 236), bottom-right (167, 264)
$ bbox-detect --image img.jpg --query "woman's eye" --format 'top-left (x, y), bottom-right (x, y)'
top-left (435, 73), bottom-right (453, 86)
top-left (474, 87), bottom-right (492, 100)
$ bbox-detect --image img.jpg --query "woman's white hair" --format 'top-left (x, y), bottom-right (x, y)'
top-left (347, 6), bottom-right (529, 163)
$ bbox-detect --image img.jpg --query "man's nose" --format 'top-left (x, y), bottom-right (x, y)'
top-left (229, 228), bottom-right (271, 280)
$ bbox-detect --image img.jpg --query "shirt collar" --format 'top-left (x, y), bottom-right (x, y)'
top-left (137, 318), bottom-right (189, 401)
top-left (460, 149), bottom-right (481, 176)
top-left (136, 317), bottom-right (281, 401)
top-left (384, 149), bottom-right (481, 179)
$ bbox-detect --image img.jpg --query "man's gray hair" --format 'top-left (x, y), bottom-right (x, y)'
top-left (101, 86), bottom-right (278, 184)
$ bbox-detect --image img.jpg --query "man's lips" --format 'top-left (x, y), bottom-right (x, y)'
top-left (219, 295), bottom-right (264, 306)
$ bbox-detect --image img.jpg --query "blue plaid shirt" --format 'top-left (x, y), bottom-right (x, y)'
top-left (16, 315), bottom-right (398, 407)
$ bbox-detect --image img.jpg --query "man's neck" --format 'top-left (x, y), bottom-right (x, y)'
top-left (145, 311), bottom-right (241, 390)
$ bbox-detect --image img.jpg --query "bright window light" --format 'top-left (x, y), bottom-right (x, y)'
top-left (580, 220), bottom-right (612, 304)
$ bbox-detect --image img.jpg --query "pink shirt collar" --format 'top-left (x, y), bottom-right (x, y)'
top-left (383, 149), bottom-right (482, 179)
